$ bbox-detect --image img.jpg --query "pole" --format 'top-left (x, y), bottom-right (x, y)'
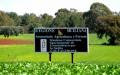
top-left (71, 52), bottom-right (74, 63)
top-left (49, 52), bottom-right (52, 62)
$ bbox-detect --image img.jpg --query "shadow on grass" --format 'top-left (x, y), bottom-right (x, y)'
top-left (89, 42), bottom-right (120, 46)
top-left (89, 42), bottom-right (107, 45)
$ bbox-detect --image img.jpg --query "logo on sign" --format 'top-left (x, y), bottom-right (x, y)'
top-left (40, 39), bottom-right (47, 52)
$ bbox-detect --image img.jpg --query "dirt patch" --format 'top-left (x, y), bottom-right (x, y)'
top-left (0, 39), bottom-right (33, 45)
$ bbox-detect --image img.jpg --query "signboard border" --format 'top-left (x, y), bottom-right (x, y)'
top-left (34, 27), bottom-right (89, 53)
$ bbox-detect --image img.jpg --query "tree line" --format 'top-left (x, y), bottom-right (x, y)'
top-left (0, 2), bottom-right (120, 45)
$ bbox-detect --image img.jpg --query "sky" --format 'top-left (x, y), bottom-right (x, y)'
top-left (0, 0), bottom-right (120, 16)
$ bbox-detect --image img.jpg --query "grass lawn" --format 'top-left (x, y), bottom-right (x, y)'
top-left (0, 34), bottom-right (120, 64)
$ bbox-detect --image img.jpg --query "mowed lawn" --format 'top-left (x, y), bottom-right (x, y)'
top-left (0, 34), bottom-right (120, 64)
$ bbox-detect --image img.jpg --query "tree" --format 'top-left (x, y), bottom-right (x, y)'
top-left (96, 15), bottom-right (120, 45)
top-left (28, 13), bottom-right (42, 33)
top-left (0, 26), bottom-right (21, 37)
top-left (0, 11), bottom-right (14, 26)
top-left (69, 10), bottom-right (84, 27)
top-left (83, 2), bottom-right (112, 32)
top-left (6, 12), bottom-right (21, 26)
top-left (40, 13), bottom-right (53, 27)
top-left (20, 13), bottom-right (30, 26)
top-left (52, 8), bottom-right (84, 27)
top-left (20, 13), bottom-right (41, 33)
top-left (52, 8), bottom-right (71, 27)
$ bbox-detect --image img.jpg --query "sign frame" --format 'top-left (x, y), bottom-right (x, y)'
top-left (34, 27), bottom-right (89, 53)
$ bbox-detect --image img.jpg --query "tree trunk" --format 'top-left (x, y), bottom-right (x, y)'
top-left (109, 36), bottom-right (116, 45)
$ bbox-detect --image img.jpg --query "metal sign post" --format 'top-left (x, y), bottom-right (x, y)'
top-left (71, 52), bottom-right (74, 63)
top-left (49, 52), bottom-right (52, 62)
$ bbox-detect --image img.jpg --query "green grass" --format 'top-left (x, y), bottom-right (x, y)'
top-left (0, 34), bottom-right (120, 64)
top-left (89, 33), bottom-right (108, 45)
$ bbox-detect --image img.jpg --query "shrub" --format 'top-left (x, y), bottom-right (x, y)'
top-left (0, 26), bottom-right (24, 37)
top-left (0, 62), bottom-right (120, 75)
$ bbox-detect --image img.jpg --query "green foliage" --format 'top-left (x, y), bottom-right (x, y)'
top-left (69, 9), bottom-right (84, 27)
top-left (40, 13), bottom-right (53, 27)
top-left (90, 2), bottom-right (112, 16)
top-left (83, 11), bottom-right (97, 32)
top-left (6, 12), bottom-right (21, 26)
top-left (0, 62), bottom-right (120, 75)
top-left (0, 26), bottom-right (24, 37)
top-left (20, 13), bottom-right (41, 33)
top-left (0, 11), bottom-right (14, 26)
top-left (96, 16), bottom-right (120, 45)
top-left (20, 13), bottom-right (41, 26)
top-left (52, 8), bottom-right (84, 27)
top-left (52, 8), bottom-right (71, 27)
top-left (83, 2), bottom-right (112, 32)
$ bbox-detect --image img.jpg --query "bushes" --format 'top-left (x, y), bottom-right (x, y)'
top-left (0, 26), bottom-right (24, 37)
top-left (0, 62), bottom-right (120, 75)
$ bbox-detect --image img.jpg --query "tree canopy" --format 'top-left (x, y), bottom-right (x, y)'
top-left (83, 2), bottom-right (112, 32)
top-left (0, 11), bottom-right (14, 26)
top-left (52, 8), bottom-right (84, 27)
top-left (52, 8), bottom-right (71, 27)
top-left (40, 13), bottom-right (53, 27)
top-left (6, 12), bottom-right (21, 26)
top-left (96, 16), bottom-right (120, 45)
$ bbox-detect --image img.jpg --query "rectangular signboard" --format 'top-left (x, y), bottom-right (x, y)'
top-left (34, 28), bottom-right (88, 52)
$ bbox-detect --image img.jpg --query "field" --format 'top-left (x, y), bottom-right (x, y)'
top-left (0, 34), bottom-right (120, 64)
top-left (0, 34), bottom-right (120, 74)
